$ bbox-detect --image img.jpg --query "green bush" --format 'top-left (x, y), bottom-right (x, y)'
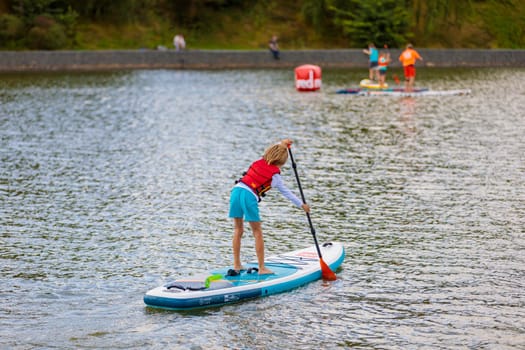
top-left (27, 16), bottom-right (68, 50)
top-left (480, 1), bottom-right (525, 48)
top-left (328, 0), bottom-right (411, 47)
top-left (0, 14), bottom-right (25, 40)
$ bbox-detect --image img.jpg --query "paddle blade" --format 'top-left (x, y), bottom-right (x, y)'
top-left (320, 259), bottom-right (337, 281)
top-left (393, 74), bottom-right (400, 85)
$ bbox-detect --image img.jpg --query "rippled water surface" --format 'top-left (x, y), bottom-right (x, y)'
top-left (1, 68), bottom-right (524, 349)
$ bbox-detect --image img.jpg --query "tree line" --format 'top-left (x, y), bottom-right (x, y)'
top-left (0, 0), bottom-right (523, 50)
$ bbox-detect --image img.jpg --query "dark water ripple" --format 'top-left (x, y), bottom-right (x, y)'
top-left (1, 68), bottom-right (524, 349)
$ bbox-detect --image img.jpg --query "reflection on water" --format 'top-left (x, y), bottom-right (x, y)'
top-left (1, 68), bottom-right (524, 349)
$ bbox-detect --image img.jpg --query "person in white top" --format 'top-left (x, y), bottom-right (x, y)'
top-left (173, 34), bottom-right (185, 51)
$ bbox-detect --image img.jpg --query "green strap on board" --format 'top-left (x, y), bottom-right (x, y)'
top-left (204, 274), bottom-right (223, 288)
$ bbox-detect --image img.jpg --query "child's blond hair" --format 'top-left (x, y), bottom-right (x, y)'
top-left (263, 143), bottom-right (288, 166)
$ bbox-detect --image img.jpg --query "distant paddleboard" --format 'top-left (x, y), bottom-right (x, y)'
top-left (336, 88), bottom-right (470, 96)
top-left (359, 79), bottom-right (388, 89)
top-left (144, 242), bottom-right (345, 310)
top-left (353, 89), bottom-right (472, 97)
top-left (337, 87), bottom-right (429, 94)
top-left (340, 79), bottom-right (470, 96)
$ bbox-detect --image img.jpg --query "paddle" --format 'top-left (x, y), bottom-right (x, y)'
top-left (288, 146), bottom-right (337, 281)
top-left (384, 44), bottom-right (400, 85)
top-left (393, 74), bottom-right (401, 85)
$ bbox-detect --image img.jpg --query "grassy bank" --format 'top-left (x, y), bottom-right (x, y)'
top-left (73, 3), bottom-right (346, 51)
top-left (1, 0), bottom-right (524, 50)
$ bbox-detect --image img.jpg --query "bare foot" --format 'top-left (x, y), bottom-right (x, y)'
top-left (233, 265), bottom-right (246, 271)
top-left (258, 268), bottom-right (274, 275)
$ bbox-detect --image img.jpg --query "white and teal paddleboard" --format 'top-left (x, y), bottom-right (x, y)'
top-left (144, 242), bottom-right (345, 310)
top-left (357, 89), bottom-right (471, 97)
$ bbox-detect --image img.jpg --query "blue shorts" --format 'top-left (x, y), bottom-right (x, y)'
top-left (229, 186), bottom-right (260, 222)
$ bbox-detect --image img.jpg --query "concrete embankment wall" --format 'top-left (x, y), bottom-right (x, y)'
top-left (1, 49), bottom-right (524, 72)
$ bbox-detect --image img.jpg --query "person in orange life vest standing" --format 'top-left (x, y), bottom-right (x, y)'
top-left (229, 139), bottom-right (310, 275)
top-left (399, 43), bottom-right (423, 92)
top-left (378, 50), bottom-right (391, 88)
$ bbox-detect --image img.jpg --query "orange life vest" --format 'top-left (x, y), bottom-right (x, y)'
top-left (239, 159), bottom-right (280, 197)
top-left (378, 56), bottom-right (389, 68)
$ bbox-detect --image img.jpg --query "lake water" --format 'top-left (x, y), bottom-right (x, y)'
top-left (1, 67), bottom-right (524, 349)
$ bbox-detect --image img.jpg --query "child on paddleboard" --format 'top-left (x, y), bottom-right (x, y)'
top-left (378, 50), bottom-right (391, 88)
top-left (229, 139), bottom-right (310, 275)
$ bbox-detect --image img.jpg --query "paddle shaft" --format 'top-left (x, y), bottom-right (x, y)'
top-left (288, 148), bottom-right (323, 259)
top-left (383, 44), bottom-right (400, 85)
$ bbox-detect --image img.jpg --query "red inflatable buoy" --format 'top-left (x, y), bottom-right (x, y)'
top-left (295, 64), bottom-right (322, 91)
